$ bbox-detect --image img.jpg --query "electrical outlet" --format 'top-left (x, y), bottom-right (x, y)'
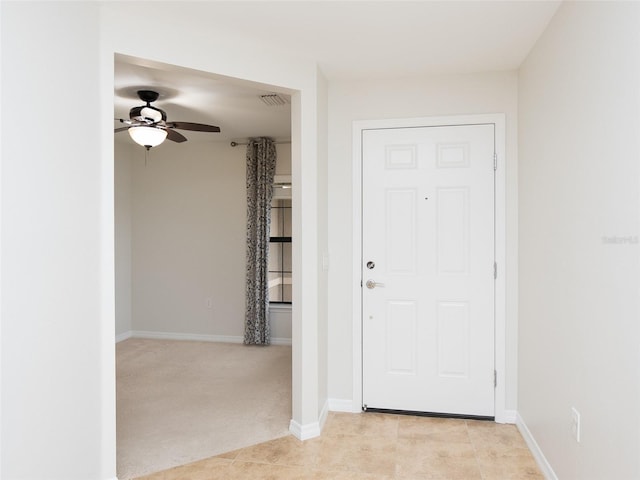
top-left (571, 407), bottom-right (581, 442)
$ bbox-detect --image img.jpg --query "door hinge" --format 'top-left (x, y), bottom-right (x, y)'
top-left (493, 152), bottom-right (497, 171)
top-left (494, 370), bottom-right (497, 388)
top-left (493, 262), bottom-right (497, 279)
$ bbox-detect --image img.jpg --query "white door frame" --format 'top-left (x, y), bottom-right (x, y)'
top-left (351, 114), bottom-right (508, 422)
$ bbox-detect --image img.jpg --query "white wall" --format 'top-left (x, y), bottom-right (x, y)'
top-left (1, 3), bottom-right (111, 479)
top-left (327, 72), bottom-right (519, 410)
top-left (121, 140), bottom-right (291, 342)
top-left (518, 2), bottom-right (640, 479)
top-left (115, 143), bottom-right (133, 338)
top-left (131, 142), bottom-right (246, 337)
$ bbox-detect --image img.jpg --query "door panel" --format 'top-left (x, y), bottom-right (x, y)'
top-left (362, 124), bottom-right (495, 417)
top-left (386, 189), bottom-right (417, 273)
top-left (386, 300), bottom-right (417, 374)
top-left (437, 187), bottom-right (469, 274)
top-left (437, 301), bottom-right (469, 377)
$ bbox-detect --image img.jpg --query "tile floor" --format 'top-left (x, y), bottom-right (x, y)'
top-left (135, 412), bottom-right (544, 480)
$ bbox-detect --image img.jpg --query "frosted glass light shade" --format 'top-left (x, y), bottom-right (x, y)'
top-left (128, 126), bottom-right (168, 148)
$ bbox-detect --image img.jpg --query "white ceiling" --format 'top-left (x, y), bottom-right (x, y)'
top-left (114, 1), bottom-right (561, 146)
top-left (195, 1), bottom-right (562, 80)
top-left (114, 59), bottom-right (293, 145)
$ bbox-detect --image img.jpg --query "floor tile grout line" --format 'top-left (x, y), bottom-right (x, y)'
top-left (466, 419), bottom-right (487, 480)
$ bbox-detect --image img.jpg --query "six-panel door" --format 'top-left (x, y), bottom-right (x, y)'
top-left (362, 124), bottom-right (495, 417)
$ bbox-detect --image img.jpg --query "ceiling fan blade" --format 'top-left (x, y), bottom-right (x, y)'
top-left (115, 126), bottom-right (129, 133)
top-left (166, 121), bottom-right (221, 133)
top-left (166, 128), bottom-right (188, 143)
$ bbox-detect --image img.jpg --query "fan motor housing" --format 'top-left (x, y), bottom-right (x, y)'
top-left (129, 105), bottom-right (166, 123)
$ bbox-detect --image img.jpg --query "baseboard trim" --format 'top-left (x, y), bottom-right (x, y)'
top-left (115, 330), bottom-right (132, 343)
top-left (125, 330), bottom-right (291, 346)
top-left (500, 409), bottom-right (517, 424)
top-left (132, 330), bottom-right (243, 343)
top-left (289, 419), bottom-right (321, 441)
top-left (516, 412), bottom-right (558, 480)
top-left (328, 398), bottom-right (360, 413)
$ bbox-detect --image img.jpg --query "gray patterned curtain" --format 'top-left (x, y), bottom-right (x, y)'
top-left (244, 137), bottom-right (277, 345)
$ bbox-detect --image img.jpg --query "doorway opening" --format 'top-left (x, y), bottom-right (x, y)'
top-left (113, 54), bottom-right (295, 478)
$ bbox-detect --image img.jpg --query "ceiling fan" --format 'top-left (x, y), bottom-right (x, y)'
top-left (115, 90), bottom-right (221, 149)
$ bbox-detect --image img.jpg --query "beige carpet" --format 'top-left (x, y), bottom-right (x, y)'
top-left (116, 338), bottom-right (292, 480)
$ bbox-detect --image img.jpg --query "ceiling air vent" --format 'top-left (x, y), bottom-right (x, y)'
top-left (259, 93), bottom-right (289, 106)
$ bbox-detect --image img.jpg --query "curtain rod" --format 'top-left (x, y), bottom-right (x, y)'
top-left (230, 140), bottom-right (291, 147)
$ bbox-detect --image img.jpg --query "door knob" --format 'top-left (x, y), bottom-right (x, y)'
top-left (365, 279), bottom-right (385, 289)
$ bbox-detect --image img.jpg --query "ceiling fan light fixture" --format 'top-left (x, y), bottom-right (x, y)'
top-left (128, 126), bottom-right (167, 148)
top-left (115, 89), bottom-right (220, 146)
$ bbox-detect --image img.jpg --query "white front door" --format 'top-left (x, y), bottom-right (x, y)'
top-left (362, 123), bottom-right (495, 417)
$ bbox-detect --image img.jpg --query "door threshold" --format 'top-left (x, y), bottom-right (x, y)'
top-left (362, 407), bottom-right (494, 422)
